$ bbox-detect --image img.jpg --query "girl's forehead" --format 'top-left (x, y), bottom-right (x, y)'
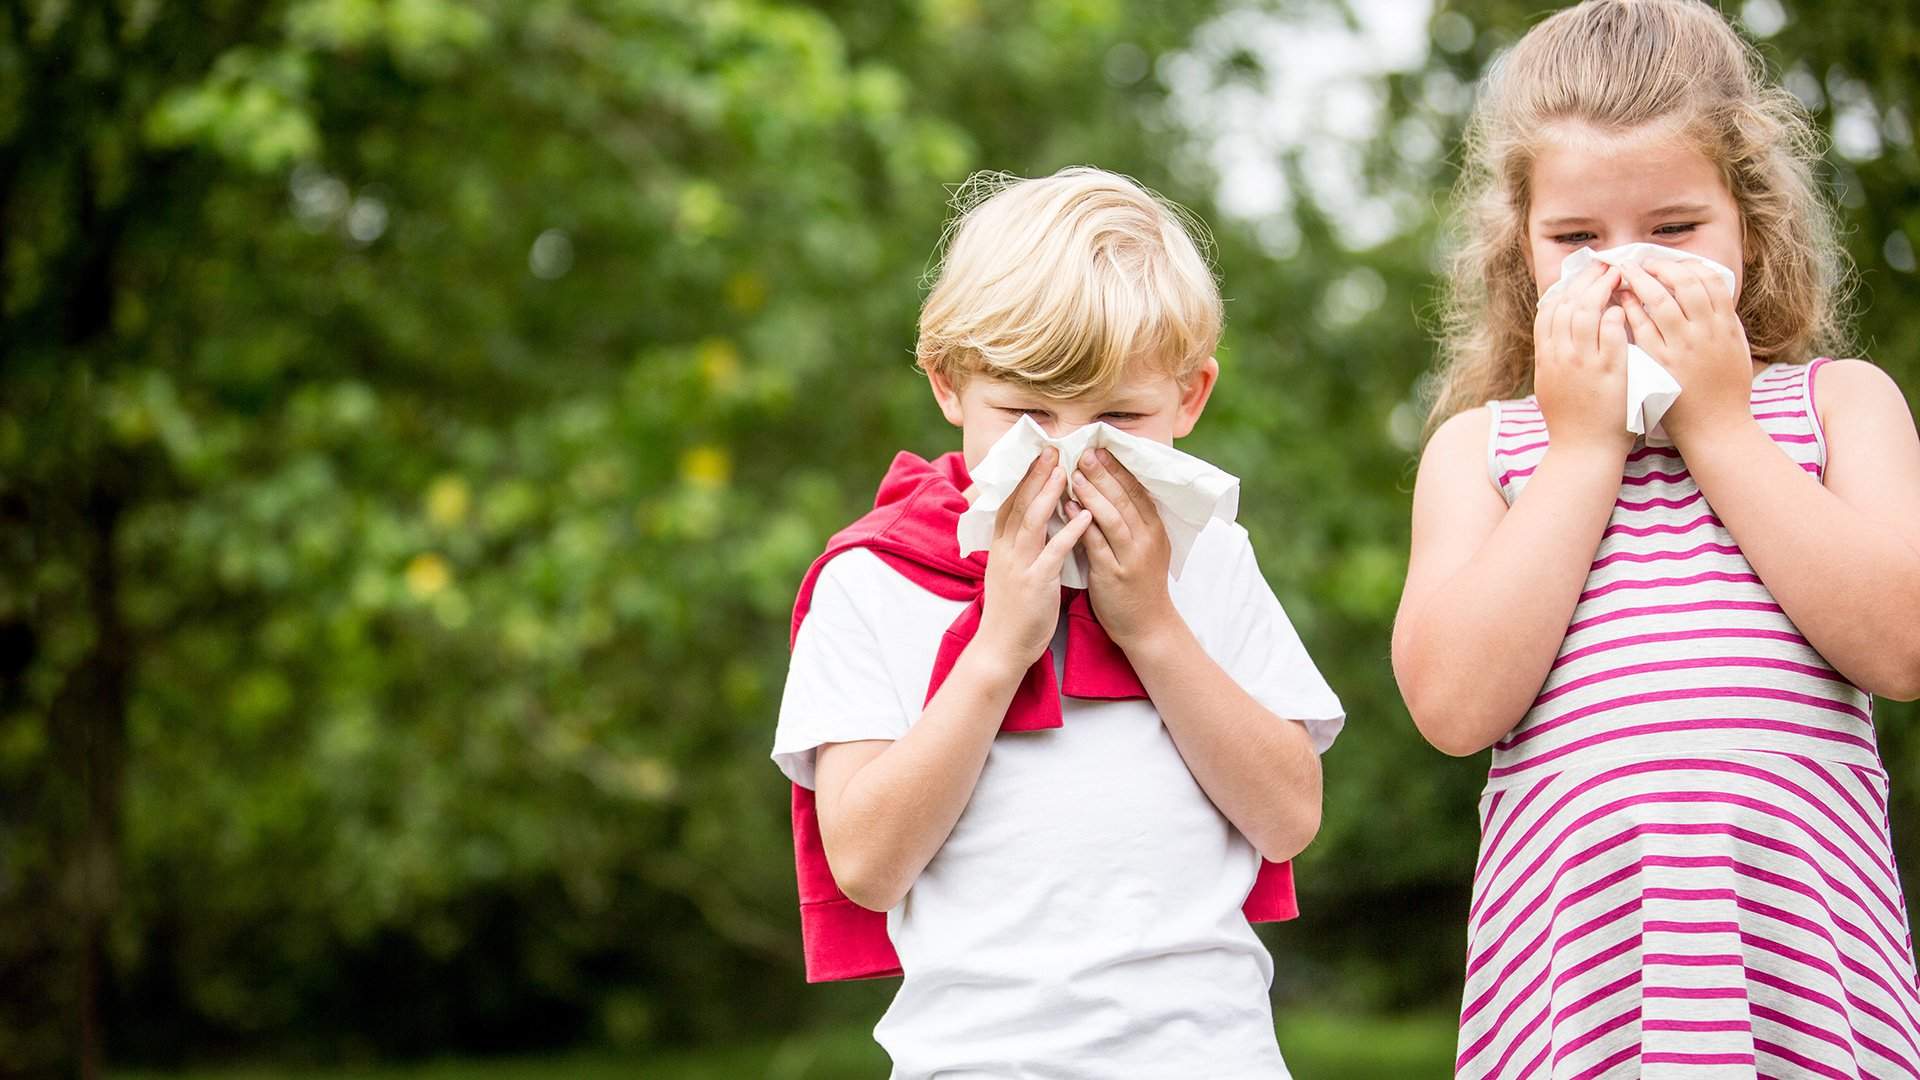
top-left (1529, 122), bottom-right (1732, 216)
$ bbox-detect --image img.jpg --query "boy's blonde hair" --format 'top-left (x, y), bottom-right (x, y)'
top-left (916, 167), bottom-right (1222, 398)
top-left (1430, 0), bottom-right (1853, 432)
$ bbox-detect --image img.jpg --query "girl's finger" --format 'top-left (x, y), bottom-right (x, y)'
top-left (1600, 304), bottom-right (1627, 361)
top-left (1685, 260), bottom-right (1735, 316)
top-left (1619, 262), bottom-right (1684, 340)
top-left (1550, 274), bottom-right (1579, 356)
top-left (1533, 289), bottom-right (1559, 348)
top-left (1620, 292), bottom-right (1663, 350)
top-left (1643, 260), bottom-right (1710, 323)
top-left (1683, 264), bottom-right (1727, 329)
top-left (1571, 266), bottom-right (1622, 360)
top-left (1037, 509), bottom-right (1093, 578)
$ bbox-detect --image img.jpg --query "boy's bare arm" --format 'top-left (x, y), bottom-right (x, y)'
top-left (813, 643), bottom-right (1026, 911)
top-left (1121, 622), bottom-right (1324, 862)
top-left (812, 451), bottom-right (1090, 912)
top-left (1070, 449), bottom-right (1321, 861)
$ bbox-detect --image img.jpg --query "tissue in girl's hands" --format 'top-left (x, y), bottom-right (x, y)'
top-left (1543, 243), bottom-right (1736, 443)
top-left (956, 415), bottom-right (1239, 589)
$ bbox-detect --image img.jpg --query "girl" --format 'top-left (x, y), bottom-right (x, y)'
top-left (1394, 2), bottom-right (1920, 1077)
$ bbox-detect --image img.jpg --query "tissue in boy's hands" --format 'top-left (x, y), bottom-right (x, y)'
top-left (956, 415), bottom-right (1239, 589)
top-left (1542, 243), bottom-right (1736, 443)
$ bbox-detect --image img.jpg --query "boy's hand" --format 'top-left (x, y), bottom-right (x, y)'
top-left (976, 447), bottom-right (1093, 674)
top-left (1071, 448), bottom-right (1176, 648)
top-left (1616, 259), bottom-right (1756, 444)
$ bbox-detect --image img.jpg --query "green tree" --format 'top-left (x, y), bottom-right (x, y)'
top-left (2, 0), bottom-right (1229, 1072)
top-left (5, 0), bottom-right (1917, 1073)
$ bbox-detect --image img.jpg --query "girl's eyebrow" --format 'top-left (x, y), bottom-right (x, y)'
top-left (1537, 202), bottom-right (1712, 229)
top-left (1644, 201), bottom-right (1712, 217)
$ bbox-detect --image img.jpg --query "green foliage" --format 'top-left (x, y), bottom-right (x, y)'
top-left (111, 1010), bottom-right (1458, 1079)
top-left (4, 0), bottom-right (1917, 1072)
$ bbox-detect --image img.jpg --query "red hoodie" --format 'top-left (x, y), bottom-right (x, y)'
top-left (788, 450), bottom-right (1298, 982)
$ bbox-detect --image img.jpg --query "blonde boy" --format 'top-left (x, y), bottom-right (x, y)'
top-left (773, 167), bottom-right (1344, 1078)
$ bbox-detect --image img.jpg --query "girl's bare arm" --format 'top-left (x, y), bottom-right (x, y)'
top-left (1392, 408), bottom-right (1626, 754)
top-left (1673, 360), bottom-right (1920, 700)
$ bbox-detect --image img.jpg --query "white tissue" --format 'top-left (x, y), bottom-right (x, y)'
top-left (956, 415), bottom-right (1239, 589)
top-left (1542, 243), bottom-right (1737, 443)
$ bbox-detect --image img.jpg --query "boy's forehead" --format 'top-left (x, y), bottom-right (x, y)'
top-left (969, 369), bottom-right (1179, 404)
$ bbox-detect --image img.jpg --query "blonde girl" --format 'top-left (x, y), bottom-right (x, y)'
top-left (1394, 1), bottom-right (1920, 1076)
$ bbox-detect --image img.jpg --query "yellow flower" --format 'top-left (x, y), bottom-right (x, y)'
top-left (425, 475), bottom-right (470, 526)
top-left (696, 338), bottom-right (741, 391)
top-left (680, 445), bottom-right (731, 490)
top-left (629, 756), bottom-right (677, 801)
top-left (675, 181), bottom-right (727, 236)
top-left (723, 271), bottom-right (766, 313)
top-left (405, 552), bottom-right (451, 597)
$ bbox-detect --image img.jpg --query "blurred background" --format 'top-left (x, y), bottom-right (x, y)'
top-left (4, 1), bottom-right (1917, 1077)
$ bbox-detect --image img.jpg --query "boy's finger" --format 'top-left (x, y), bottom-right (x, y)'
top-left (1099, 451), bottom-right (1157, 511)
top-left (1075, 465), bottom-right (1128, 545)
top-left (1037, 510), bottom-right (1093, 578)
top-left (1072, 462), bottom-right (1134, 547)
top-left (1079, 515), bottom-right (1119, 574)
top-left (1015, 465), bottom-right (1066, 556)
top-left (997, 448), bottom-right (1057, 537)
top-left (1098, 449), bottom-right (1158, 532)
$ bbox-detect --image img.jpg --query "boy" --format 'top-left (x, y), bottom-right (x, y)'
top-left (773, 167), bottom-right (1344, 1078)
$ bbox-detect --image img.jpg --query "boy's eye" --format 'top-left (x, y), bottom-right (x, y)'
top-left (1101, 412), bottom-right (1143, 422)
top-left (1000, 407), bottom-right (1051, 418)
top-left (1653, 223), bottom-right (1698, 237)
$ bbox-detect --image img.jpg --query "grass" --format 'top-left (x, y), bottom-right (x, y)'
top-left (115, 1010), bottom-right (1457, 1079)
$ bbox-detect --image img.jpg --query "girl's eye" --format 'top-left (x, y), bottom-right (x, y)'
top-left (1553, 232), bottom-right (1596, 246)
top-left (1653, 223), bottom-right (1698, 237)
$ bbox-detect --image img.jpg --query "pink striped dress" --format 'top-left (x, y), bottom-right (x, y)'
top-left (1458, 360), bottom-right (1920, 1079)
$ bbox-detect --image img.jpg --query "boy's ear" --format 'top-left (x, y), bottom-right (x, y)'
top-left (927, 368), bottom-right (967, 428)
top-left (1171, 356), bottom-right (1219, 439)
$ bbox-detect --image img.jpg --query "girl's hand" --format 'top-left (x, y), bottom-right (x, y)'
top-left (976, 448), bottom-right (1093, 672)
top-left (1069, 448), bottom-right (1176, 648)
top-left (1533, 261), bottom-right (1635, 457)
top-left (1617, 259), bottom-right (1754, 442)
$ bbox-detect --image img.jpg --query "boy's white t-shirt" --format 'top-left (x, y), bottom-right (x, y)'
top-left (773, 518), bottom-right (1344, 1080)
